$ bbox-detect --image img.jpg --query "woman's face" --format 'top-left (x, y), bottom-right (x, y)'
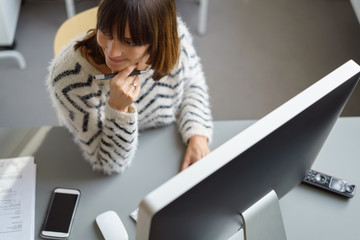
top-left (97, 22), bottom-right (150, 73)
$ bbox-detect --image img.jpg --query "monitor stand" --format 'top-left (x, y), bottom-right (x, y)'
top-left (228, 190), bottom-right (287, 240)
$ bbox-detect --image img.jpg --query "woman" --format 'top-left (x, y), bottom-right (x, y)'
top-left (46, 0), bottom-right (213, 174)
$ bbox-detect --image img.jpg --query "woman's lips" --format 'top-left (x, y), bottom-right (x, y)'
top-left (108, 56), bottom-right (126, 64)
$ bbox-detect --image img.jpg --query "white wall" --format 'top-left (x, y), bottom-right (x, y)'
top-left (0, 0), bottom-right (21, 45)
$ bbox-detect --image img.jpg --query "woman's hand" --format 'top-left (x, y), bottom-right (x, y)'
top-left (181, 135), bottom-right (210, 171)
top-left (108, 65), bottom-right (141, 113)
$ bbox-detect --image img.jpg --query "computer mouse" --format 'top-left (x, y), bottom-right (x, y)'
top-left (96, 210), bottom-right (129, 240)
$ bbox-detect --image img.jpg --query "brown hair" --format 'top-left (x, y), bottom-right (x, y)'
top-left (74, 0), bottom-right (180, 80)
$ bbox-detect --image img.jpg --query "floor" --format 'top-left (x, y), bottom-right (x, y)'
top-left (1, 0), bottom-right (360, 128)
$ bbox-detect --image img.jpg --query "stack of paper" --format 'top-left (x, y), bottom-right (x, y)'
top-left (0, 156), bottom-right (36, 240)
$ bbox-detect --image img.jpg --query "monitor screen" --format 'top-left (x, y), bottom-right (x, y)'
top-left (136, 60), bottom-right (360, 240)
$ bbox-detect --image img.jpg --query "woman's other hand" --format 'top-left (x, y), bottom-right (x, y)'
top-left (108, 65), bottom-right (141, 113)
top-left (181, 136), bottom-right (210, 171)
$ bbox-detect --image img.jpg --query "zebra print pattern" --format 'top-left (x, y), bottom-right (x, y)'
top-left (46, 17), bottom-right (213, 174)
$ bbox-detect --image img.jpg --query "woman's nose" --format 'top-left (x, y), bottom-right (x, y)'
top-left (107, 40), bottom-right (123, 57)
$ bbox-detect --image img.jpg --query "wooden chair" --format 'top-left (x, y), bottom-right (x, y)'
top-left (53, 7), bottom-right (98, 56)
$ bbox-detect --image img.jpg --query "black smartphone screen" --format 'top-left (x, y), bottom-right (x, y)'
top-left (43, 192), bottom-right (79, 233)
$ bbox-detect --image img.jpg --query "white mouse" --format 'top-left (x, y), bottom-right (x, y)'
top-left (96, 210), bottom-right (129, 240)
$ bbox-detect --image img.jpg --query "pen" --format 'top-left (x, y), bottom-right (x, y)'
top-left (93, 70), bottom-right (148, 80)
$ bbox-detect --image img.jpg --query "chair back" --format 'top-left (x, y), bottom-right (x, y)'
top-left (54, 7), bottom-right (98, 56)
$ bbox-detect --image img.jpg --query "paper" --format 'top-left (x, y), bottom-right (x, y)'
top-left (0, 156), bottom-right (36, 240)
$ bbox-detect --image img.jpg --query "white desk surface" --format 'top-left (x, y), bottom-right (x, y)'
top-left (0, 117), bottom-right (359, 240)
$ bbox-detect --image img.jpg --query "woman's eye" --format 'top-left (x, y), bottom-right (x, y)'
top-left (125, 41), bottom-right (136, 46)
top-left (105, 33), bottom-right (113, 39)
top-left (100, 30), bottom-right (113, 39)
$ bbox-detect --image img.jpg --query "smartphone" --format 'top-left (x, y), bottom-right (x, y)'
top-left (40, 188), bottom-right (81, 239)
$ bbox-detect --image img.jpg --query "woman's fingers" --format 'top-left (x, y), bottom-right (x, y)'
top-left (108, 65), bottom-right (141, 112)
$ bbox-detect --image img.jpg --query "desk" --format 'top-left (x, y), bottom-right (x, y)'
top-left (0, 118), bottom-right (359, 239)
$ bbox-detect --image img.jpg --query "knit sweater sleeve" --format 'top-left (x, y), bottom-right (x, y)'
top-left (176, 19), bottom-right (213, 143)
top-left (46, 45), bottom-right (138, 174)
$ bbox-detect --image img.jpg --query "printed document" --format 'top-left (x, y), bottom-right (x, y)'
top-left (0, 156), bottom-right (36, 240)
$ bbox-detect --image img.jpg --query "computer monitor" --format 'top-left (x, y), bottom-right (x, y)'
top-left (136, 60), bottom-right (360, 240)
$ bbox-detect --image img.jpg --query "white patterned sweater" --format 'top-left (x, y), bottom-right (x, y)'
top-left (46, 18), bottom-right (213, 174)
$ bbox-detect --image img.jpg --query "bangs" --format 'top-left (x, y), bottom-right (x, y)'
top-left (97, 0), bottom-right (152, 46)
